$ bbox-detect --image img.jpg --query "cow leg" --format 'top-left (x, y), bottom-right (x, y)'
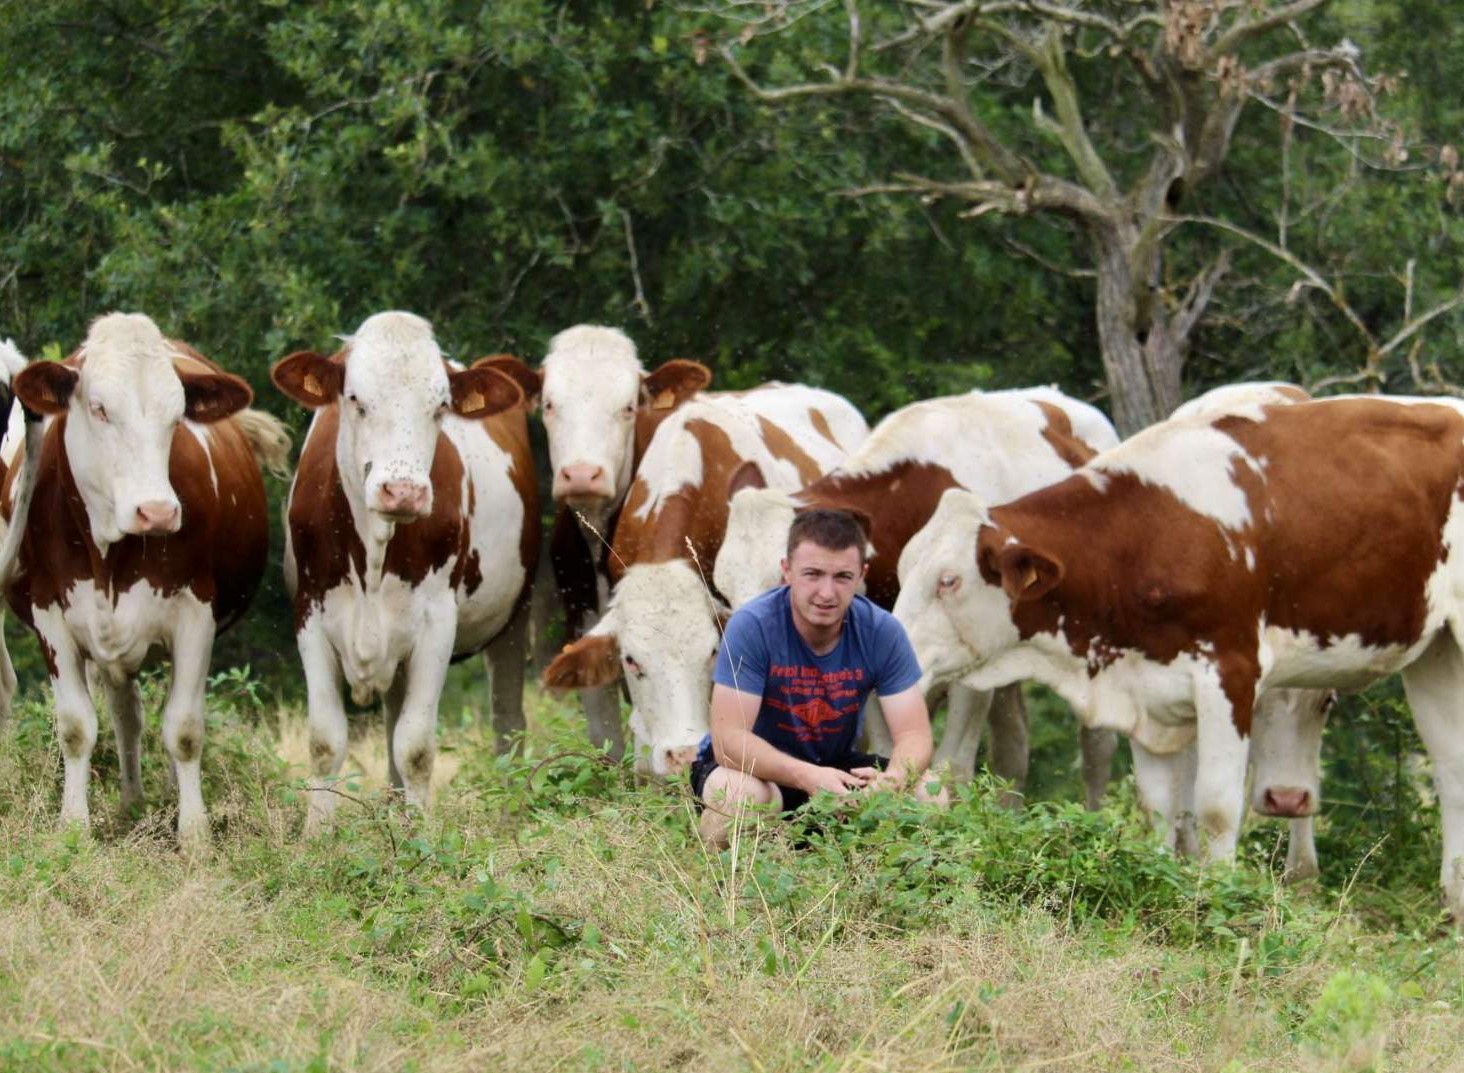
top-left (1131, 739), bottom-right (1199, 856)
top-left (1401, 632), bottom-right (1464, 920)
top-left (383, 668), bottom-right (406, 792)
top-left (99, 671), bottom-right (146, 818)
top-left (1286, 817), bottom-right (1319, 881)
top-left (931, 685), bottom-right (990, 782)
top-left (48, 633), bottom-right (98, 831)
top-left (1079, 727), bottom-right (1119, 812)
top-left (300, 621), bottom-right (349, 836)
top-left (860, 694), bottom-right (895, 756)
top-left (1192, 684), bottom-right (1252, 864)
top-left (391, 614), bottom-right (455, 811)
top-left (582, 685), bottom-right (624, 759)
top-left (0, 616), bottom-right (15, 727)
top-left (987, 684), bottom-right (1029, 808)
top-left (163, 604), bottom-right (215, 849)
top-left (483, 597), bottom-right (529, 753)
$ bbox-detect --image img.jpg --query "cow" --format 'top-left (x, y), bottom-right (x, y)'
top-left (0, 337), bottom-right (32, 725)
top-left (895, 383), bottom-right (1330, 875)
top-left (0, 312), bottom-right (290, 845)
top-left (536, 323), bottom-right (867, 757)
top-left (272, 311), bottom-right (537, 834)
top-left (714, 386), bottom-right (1121, 804)
top-left (541, 390), bottom-right (866, 777)
top-left (890, 394), bottom-right (1464, 916)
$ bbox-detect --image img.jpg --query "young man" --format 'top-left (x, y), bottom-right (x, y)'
top-left (692, 509), bottom-right (944, 847)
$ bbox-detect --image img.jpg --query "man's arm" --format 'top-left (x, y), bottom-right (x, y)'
top-left (710, 683), bottom-right (870, 796)
top-left (864, 685), bottom-right (934, 789)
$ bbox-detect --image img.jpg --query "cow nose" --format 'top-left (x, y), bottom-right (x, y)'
top-left (378, 481), bottom-right (430, 517)
top-left (1262, 786), bottom-right (1312, 817)
top-left (661, 745), bottom-right (697, 776)
top-left (135, 500), bottom-right (181, 533)
top-left (555, 463), bottom-right (609, 500)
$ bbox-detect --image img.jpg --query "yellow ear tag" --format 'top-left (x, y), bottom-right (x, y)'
top-left (652, 388), bottom-right (676, 411)
top-left (303, 372), bottom-right (323, 398)
top-left (462, 390), bottom-right (485, 413)
top-left (1020, 563), bottom-right (1039, 590)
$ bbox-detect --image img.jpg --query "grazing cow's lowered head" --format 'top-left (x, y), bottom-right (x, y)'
top-left (1249, 688), bottom-right (1335, 819)
top-left (272, 311), bottom-right (522, 522)
top-left (12, 312), bottom-right (252, 549)
top-left (544, 560), bottom-right (727, 777)
top-left (540, 324), bottom-right (709, 522)
top-left (893, 488), bottom-right (1016, 699)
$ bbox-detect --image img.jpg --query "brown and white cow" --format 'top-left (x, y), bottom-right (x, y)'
top-left (542, 391), bottom-right (865, 776)
top-left (893, 394), bottom-right (1464, 915)
top-left (0, 313), bottom-right (289, 844)
top-left (273, 311), bottom-right (537, 833)
top-left (536, 324), bottom-right (868, 756)
top-left (714, 386), bottom-right (1120, 802)
top-left (895, 383), bottom-right (1331, 875)
top-left (0, 336), bottom-right (33, 725)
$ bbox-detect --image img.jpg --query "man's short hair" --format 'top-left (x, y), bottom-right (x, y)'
top-left (786, 508), bottom-right (868, 564)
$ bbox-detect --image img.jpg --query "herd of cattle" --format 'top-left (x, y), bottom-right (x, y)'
top-left (1, 311), bottom-right (1463, 920)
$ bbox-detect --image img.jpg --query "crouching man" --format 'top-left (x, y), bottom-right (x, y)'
top-left (694, 509), bottom-right (946, 847)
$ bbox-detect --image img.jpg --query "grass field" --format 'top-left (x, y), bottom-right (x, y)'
top-left (2, 670), bottom-right (1463, 1073)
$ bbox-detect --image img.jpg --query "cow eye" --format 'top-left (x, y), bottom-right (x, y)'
top-left (346, 393), bottom-right (366, 418)
top-left (621, 404), bottom-right (634, 418)
top-left (937, 573), bottom-right (962, 595)
top-left (623, 654), bottom-right (643, 677)
top-left (89, 401), bottom-right (108, 423)
top-left (543, 399), bottom-right (555, 415)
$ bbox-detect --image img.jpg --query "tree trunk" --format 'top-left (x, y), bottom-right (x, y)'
top-left (1090, 225), bottom-right (1183, 436)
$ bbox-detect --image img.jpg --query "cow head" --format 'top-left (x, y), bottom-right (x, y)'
top-left (540, 324), bottom-right (710, 525)
top-left (13, 313), bottom-right (251, 548)
top-left (272, 311), bottom-right (521, 522)
top-left (543, 561), bottom-right (727, 777)
top-left (892, 489), bottom-right (1028, 698)
top-left (1249, 688), bottom-right (1334, 818)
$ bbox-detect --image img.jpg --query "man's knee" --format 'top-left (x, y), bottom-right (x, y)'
top-left (703, 767), bottom-right (780, 809)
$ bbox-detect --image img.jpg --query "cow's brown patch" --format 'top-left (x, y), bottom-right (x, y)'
top-left (1033, 402), bottom-right (1098, 469)
top-left (809, 409), bottom-right (843, 450)
top-left (756, 415), bottom-right (823, 485)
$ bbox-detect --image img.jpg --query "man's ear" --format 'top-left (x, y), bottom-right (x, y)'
top-left (542, 631), bottom-right (622, 691)
top-left (642, 358), bottom-right (711, 411)
top-left (272, 351), bottom-right (343, 409)
top-left (181, 371), bottom-right (254, 423)
top-left (995, 544), bottom-right (1063, 604)
top-left (449, 364), bottom-right (524, 419)
top-left (470, 354), bottom-right (540, 409)
top-left (13, 361), bottom-right (78, 415)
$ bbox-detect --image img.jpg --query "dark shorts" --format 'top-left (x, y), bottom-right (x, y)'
top-left (690, 750), bottom-right (889, 814)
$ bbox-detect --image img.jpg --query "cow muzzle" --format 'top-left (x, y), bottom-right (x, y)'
top-left (554, 462), bottom-right (612, 504)
top-left (132, 499), bottom-right (182, 535)
top-left (1259, 785), bottom-right (1314, 818)
top-left (375, 480), bottom-right (432, 520)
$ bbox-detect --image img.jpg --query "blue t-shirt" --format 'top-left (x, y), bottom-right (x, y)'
top-left (701, 586), bottom-right (923, 767)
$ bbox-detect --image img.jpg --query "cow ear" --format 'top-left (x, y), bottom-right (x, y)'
top-left (181, 371), bottom-right (253, 423)
top-left (450, 364), bottom-right (523, 419)
top-left (471, 354), bottom-right (540, 409)
top-left (726, 459), bottom-right (767, 500)
top-left (542, 632), bottom-right (622, 691)
top-left (642, 359), bottom-right (711, 412)
top-left (272, 351), bottom-right (343, 409)
top-left (13, 361), bottom-right (78, 416)
top-left (995, 545), bottom-right (1063, 604)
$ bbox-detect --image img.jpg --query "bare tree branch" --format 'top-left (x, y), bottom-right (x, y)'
top-left (1212, 0), bottom-right (1333, 57)
top-left (1173, 250), bottom-right (1232, 345)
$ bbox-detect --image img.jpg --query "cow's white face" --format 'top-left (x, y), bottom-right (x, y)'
top-left (271, 311), bottom-right (522, 524)
top-left (12, 313), bottom-right (251, 550)
top-left (337, 313), bottom-right (454, 520)
top-left (714, 488), bottom-right (797, 610)
top-left (1249, 688), bottom-right (1332, 818)
top-left (541, 325), bottom-right (643, 520)
top-left (545, 561), bottom-right (723, 778)
top-left (893, 489), bottom-right (1019, 696)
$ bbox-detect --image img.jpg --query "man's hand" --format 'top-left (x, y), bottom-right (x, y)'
top-left (850, 765), bottom-right (905, 793)
top-left (800, 766), bottom-right (870, 796)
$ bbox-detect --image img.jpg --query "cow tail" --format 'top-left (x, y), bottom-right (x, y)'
top-left (0, 404), bottom-right (44, 591)
top-left (235, 408), bottom-right (293, 480)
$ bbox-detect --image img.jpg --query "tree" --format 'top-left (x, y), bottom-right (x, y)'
top-left (707, 0), bottom-right (1459, 433)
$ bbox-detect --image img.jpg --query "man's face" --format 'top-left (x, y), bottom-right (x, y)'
top-left (781, 540), bottom-right (866, 632)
